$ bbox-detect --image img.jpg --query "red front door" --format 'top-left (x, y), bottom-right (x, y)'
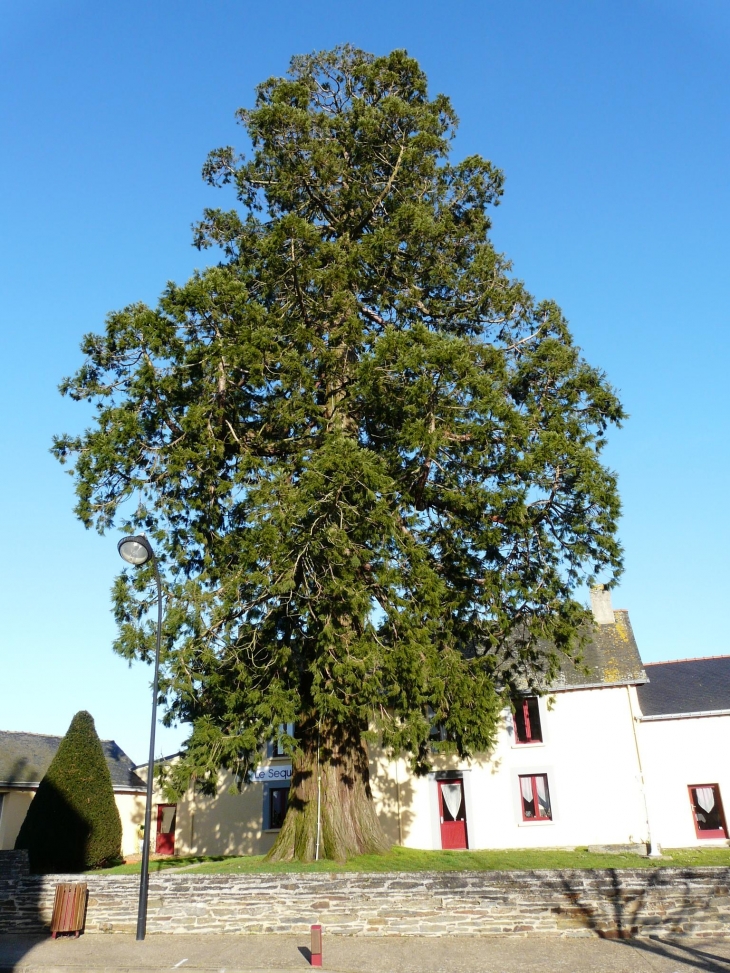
top-left (437, 779), bottom-right (468, 849)
top-left (155, 804), bottom-right (177, 855)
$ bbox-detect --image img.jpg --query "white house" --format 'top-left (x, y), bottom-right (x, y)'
top-left (636, 656), bottom-right (730, 850)
top-left (368, 586), bottom-right (652, 853)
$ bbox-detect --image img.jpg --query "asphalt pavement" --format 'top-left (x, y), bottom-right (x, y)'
top-left (1, 933), bottom-right (730, 973)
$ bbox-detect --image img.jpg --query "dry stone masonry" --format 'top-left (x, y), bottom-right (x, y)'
top-left (0, 869), bottom-right (728, 939)
top-left (0, 851), bottom-right (29, 881)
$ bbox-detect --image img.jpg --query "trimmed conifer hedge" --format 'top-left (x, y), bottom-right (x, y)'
top-left (15, 711), bottom-right (123, 873)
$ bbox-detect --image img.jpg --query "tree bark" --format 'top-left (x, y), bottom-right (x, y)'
top-left (266, 717), bottom-right (391, 862)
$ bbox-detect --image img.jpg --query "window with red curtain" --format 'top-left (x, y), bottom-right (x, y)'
top-left (688, 784), bottom-right (726, 839)
top-left (513, 697), bottom-right (543, 744)
top-left (519, 774), bottom-right (552, 820)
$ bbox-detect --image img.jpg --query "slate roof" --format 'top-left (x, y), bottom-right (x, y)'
top-left (637, 656), bottom-right (730, 717)
top-left (0, 730), bottom-right (145, 790)
top-left (550, 610), bottom-right (647, 690)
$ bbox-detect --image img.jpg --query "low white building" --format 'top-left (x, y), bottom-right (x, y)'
top-left (637, 656), bottom-right (730, 850)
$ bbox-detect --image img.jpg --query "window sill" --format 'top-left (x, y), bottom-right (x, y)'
top-left (510, 741), bottom-right (546, 749)
top-left (517, 818), bottom-right (554, 827)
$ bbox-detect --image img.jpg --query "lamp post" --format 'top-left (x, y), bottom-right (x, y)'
top-left (117, 534), bottom-right (162, 942)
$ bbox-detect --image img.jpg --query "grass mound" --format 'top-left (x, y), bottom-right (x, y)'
top-left (97, 844), bottom-right (730, 875)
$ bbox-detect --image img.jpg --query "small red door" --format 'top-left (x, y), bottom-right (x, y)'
top-left (155, 804), bottom-right (177, 855)
top-left (437, 779), bottom-right (468, 849)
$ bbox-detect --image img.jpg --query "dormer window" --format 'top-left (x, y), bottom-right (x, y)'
top-left (513, 697), bottom-right (542, 744)
top-left (426, 706), bottom-right (449, 744)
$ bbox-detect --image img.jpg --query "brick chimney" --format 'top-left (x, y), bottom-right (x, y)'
top-left (590, 585), bottom-right (615, 625)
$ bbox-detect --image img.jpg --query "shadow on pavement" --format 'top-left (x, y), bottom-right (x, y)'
top-left (617, 936), bottom-right (730, 973)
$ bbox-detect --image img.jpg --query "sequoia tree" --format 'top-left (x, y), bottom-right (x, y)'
top-left (54, 46), bottom-right (624, 861)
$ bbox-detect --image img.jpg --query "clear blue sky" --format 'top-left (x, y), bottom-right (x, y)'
top-left (2, 0), bottom-right (728, 764)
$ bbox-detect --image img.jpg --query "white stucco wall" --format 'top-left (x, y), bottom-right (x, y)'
top-left (139, 758), bottom-right (280, 858)
top-left (131, 684), bottom-right (650, 857)
top-left (172, 773), bottom-right (277, 857)
top-left (637, 712), bottom-right (730, 849)
top-left (0, 790), bottom-right (34, 850)
top-left (115, 792), bottom-right (146, 856)
top-left (0, 787), bottom-right (144, 857)
top-left (370, 685), bottom-right (648, 850)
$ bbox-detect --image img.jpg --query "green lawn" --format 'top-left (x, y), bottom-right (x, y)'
top-left (95, 844), bottom-right (730, 875)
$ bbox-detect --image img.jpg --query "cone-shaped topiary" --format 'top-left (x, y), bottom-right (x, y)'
top-left (15, 711), bottom-right (122, 872)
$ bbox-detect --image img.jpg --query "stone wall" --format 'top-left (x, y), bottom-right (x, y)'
top-left (1, 869), bottom-right (728, 939)
top-left (0, 851), bottom-right (29, 881)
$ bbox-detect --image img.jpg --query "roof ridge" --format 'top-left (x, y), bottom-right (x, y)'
top-left (644, 654), bottom-right (730, 666)
top-left (0, 729), bottom-right (119, 745)
top-left (0, 729), bottom-right (62, 740)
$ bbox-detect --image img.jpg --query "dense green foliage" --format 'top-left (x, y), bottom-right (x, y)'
top-left (15, 711), bottom-right (122, 873)
top-left (54, 47), bottom-right (624, 813)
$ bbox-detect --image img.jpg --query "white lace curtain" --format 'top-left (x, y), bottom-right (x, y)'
top-left (160, 806), bottom-right (176, 833)
top-left (520, 776), bottom-right (551, 819)
top-left (441, 783), bottom-right (463, 820)
top-left (695, 787), bottom-right (715, 814)
top-left (535, 775), bottom-right (551, 817)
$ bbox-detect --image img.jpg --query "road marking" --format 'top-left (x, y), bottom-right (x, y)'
top-left (172, 960), bottom-right (188, 968)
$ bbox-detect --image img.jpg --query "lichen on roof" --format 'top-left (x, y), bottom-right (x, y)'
top-left (550, 610), bottom-right (647, 690)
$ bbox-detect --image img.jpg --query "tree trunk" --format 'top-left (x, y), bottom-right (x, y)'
top-left (266, 717), bottom-right (391, 862)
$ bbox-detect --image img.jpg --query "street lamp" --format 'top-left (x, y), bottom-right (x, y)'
top-left (117, 534), bottom-right (162, 942)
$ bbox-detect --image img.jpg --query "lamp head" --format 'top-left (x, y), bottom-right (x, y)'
top-left (117, 535), bottom-right (154, 566)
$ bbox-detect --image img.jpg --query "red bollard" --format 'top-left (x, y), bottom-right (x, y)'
top-left (310, 924), bottom-right (322, 967)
